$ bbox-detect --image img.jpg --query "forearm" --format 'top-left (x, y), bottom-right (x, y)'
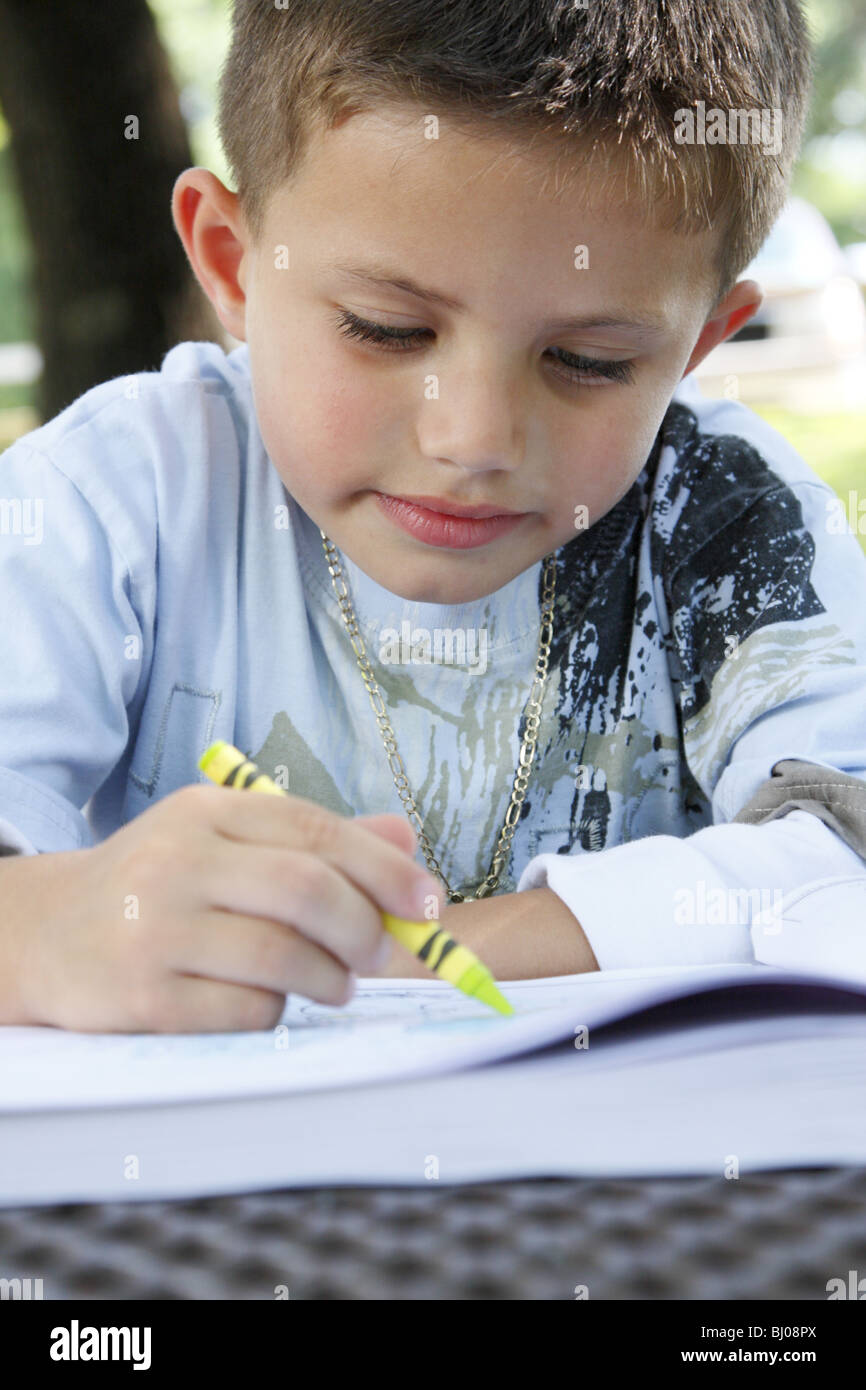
top-left (376, 886), bottom-right (599, 979)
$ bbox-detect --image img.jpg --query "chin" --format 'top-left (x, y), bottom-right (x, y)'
top-left (390, 568), bottom-right (509, 605)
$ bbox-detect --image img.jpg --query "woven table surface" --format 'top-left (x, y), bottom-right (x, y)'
top-left (3, 1167), bottom-right (866, 1299)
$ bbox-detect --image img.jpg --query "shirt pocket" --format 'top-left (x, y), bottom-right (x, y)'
top-left (126, 681), bottom-right (223, 811)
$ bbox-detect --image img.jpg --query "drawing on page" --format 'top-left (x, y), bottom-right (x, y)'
top-left (288, 984), bottom-right (518, 1029)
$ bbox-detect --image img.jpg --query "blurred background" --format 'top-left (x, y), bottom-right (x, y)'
top-left (0, 0), bottom-right (863, 548)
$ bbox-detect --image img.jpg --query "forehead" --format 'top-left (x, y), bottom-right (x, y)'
top-left (271, 104), bottom-right (719, 313)
top-left (292, 103), bottom-right (628, 206)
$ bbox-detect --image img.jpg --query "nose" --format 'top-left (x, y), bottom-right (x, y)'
top-left (416, 355), bottom-right (527, 474)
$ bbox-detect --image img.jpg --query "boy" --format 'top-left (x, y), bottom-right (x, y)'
top-left (1, 0), bottom-right (865, 1033)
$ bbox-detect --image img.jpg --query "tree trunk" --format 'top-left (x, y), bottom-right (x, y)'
top-left (0, 0), bottom-right (225, 421)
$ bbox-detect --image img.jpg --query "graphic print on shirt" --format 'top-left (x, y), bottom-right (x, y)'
top-left (522, 400), bottom-right (851, 866)
top-left (248, 399), bottom-right (855, 893)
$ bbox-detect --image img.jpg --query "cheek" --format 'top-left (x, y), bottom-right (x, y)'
top-left (550, 394), bottom-right (662, 520)
top-left (310, 372), bottom-right (389, 455)
top-left (251, 329), bottom-right (389, 481)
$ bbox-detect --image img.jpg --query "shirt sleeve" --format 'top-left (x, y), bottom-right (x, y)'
top-left (0, 439), bottom-right (150, 853)
top-left (0, 816), bottom-right (39, 856)
top-left (517, 809), bottom-right (866, 972)
top-left (517, 459), bottom-right (866, 976)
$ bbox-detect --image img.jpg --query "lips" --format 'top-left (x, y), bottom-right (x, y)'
top-left (383, 494), bottom-right (525, 519)
top-left (375, 492), bottom-right (529, 549)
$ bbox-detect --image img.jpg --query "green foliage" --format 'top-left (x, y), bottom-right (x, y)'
top-left (0, 147), bottom-right (33, 343)
top-left (803, 0), bottom-right (866, 140)
top-left (794, 0), bottom-right (866, 244)
top-left (146, 0), bottom-right (232, 185)
top-left (0, 0), bottom-right (233, 349)
top-left (755, 406), bottom-right (866, 555)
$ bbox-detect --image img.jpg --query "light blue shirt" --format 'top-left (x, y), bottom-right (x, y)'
top-left (2, 340), bottom-right (865, 972)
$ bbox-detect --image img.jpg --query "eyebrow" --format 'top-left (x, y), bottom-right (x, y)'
top-left (328, 262), bottom-right (668, 337)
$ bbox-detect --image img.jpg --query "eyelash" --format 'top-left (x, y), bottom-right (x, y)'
top-left (333, 308), bottom-right (636, 386)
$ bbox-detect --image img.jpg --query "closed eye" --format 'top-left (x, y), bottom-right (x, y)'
top-left (332, 308), bottom-right (636, 385)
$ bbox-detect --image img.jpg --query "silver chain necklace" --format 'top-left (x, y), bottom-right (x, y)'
top-left (319, 529), bottom-right (558, 903)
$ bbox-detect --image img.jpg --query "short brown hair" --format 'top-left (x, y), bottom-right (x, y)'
top-left (216, 0), bottom-right (812, 303)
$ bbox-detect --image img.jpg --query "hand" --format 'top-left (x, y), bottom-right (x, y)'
top-left (11, 784), bottom-right (441, 1033)
top-left (367, 933), bottom-right (433, 979)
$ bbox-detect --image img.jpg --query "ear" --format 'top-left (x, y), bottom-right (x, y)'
top-left (171, 167), bottom-right (250, 342)
top-left (680, 279), bottom-right (764, 378)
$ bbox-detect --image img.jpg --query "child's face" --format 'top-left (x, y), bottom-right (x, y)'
top-left (175, 106), bottom-right (760, 605)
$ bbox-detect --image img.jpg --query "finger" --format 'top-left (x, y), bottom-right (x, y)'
top-left (366, 933), bottom-right (429, 979)
top-left (199, 843), bottom-right (393, 974)
top-left (132, 973), bottom-right (291, 1035)
top-left (172, 906), bottom-right (356, 1005)
top-left (353, 813), bottom-right (418, 856)
top-left (195, 784), bottom-right (442, 922)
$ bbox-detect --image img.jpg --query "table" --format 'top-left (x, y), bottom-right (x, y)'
top-left (3, 1167), bottom-right (866, 1299)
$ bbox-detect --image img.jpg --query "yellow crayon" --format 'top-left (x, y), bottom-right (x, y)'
top-left (378, 914), bottom-right (513, 1015)
top-left (197, 740), bottom-right (514, 1016)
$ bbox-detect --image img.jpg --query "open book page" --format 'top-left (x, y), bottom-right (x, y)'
top-left (3, 962), bottom-right (866, 1113)
top-left (4, 1015), bottom-right (866, 1205)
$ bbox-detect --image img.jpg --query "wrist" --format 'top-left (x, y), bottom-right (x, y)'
top-left (443, 885), bottom-right (599, 978)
